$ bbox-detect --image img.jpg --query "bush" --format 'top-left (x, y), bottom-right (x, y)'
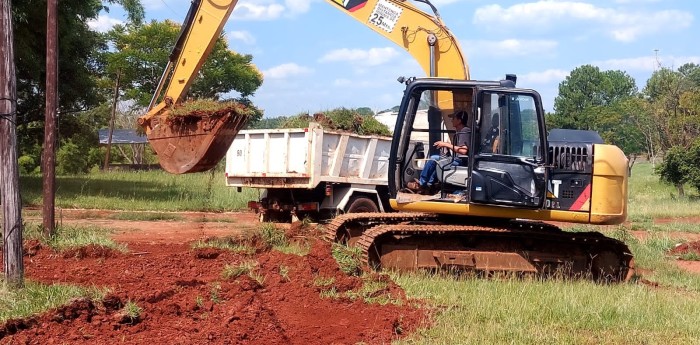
top-left (280, 107), bottom-right (391, 136)
top-left (57, 140), bottom-right (88, 175)
top-left (18, 155), bottom-right (37, 175)
top-left (656, 140), bottom-right (700, 196)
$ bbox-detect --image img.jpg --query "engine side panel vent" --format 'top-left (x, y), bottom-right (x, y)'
top-left (548, 143), bottom-right (593, 173)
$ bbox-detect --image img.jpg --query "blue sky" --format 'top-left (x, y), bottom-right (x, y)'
top-left (91, 0), bottom-right (700, 118)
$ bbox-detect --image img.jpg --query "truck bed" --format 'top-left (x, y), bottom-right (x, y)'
top-left (225, 122), bottom-right (392, 188)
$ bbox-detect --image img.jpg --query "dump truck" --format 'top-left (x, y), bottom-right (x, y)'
top-left (225, 122), bottom-right (393, 222)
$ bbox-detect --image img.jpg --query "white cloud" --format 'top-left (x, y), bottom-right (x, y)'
top-left (614, 0), bottom-right (661, 4)
top-left (594, 55), bottom-right (700, 72)
top-left (473, 1), bottom-right (693, 42)
top-left (141, 0), bottom-right (168, 10)
top-left (228, 31), bottom-right (256, 45)
top-left (333, 79), bottom-right (352, 87)
top-left (284, 0), bottom-right (312, 15)
top-left (88, 15), bottom-right (124, 32)
top-left (319, 47), bottom-right (400, 67)
top-left (465, 39), bottom-right (558, 57)
top-left (263, 63), bottom-right (313, 79)
top-left (230, 0), bottom-right (311, 20)
top-left (232, 2), bottom-right (285, 20)
top-left (518, 69), bottom-right (569, 85)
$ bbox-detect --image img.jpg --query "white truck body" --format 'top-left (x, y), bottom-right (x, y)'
top-left (225, 122), bottom-right (393, 221)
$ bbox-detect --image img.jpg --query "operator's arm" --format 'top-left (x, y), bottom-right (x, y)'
top-left (433, 141), bottom-right (468, 155)
top-left (433, 127), bottom-right (470, 154)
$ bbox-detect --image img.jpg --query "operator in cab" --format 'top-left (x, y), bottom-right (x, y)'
top-left (408, 110), bottom-right (471, 194)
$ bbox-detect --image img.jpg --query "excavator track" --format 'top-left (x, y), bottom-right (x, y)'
top-left (323, 212), bottom-right (439, 245)
top-left (324, 213), bottom-right (634, 282)
top-left (353, 221), bottom-right (635, 282)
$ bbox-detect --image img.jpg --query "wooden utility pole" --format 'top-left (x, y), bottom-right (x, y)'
top-left (103, 70), bottom-right (121, 171)
top-left (0, 0), bottom-right (24, 287)
top-left (42, 0), bottom-right (58, 236)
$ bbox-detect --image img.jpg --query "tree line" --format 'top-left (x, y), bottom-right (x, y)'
top-left (13, 0), bottom-right (262, 175)
top-left (547, 63), bottom-right (700, 196)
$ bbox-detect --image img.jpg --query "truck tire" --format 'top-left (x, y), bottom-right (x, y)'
top-left (346, 196), bottom-right (379, 213)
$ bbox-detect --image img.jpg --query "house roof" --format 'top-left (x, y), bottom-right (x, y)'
top-left (98, 129), bottom-right (148, 145)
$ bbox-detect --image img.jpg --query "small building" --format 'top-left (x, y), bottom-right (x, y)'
top-left (98, 129), bottom-right (158, 170)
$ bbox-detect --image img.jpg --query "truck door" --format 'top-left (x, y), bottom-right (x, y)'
top-left (470, 90), bottom-right (547, 208)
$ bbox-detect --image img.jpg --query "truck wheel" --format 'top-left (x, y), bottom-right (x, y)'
top-left (346, 196), bottom-right (379, 213)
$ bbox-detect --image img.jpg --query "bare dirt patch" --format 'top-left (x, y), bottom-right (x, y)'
top-left (654, 217), bottom-right (700, 224)
top-left (1, 227), bottom-right (428, 344)
top-left (24, 209), bottom-right (264, 245)
top-left (668, 240), bottom-right (700, 274)
top-left (630, 230), bottom-right (700, 242)
top-left (630, 231), bottom-right (700, 274)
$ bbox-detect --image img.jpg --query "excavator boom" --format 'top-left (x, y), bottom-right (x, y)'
top-left (138, 0), bottom-right (469, 174)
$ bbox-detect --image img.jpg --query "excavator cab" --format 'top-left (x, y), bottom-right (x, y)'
top-left (390, 77), bottom-right (549, 209)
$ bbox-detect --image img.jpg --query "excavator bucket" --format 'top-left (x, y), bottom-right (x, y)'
top-left (143, 104), bottom-right (250, 174)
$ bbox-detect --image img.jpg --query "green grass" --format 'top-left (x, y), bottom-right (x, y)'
top-left (6, 160), bottom-right (700, 343)
top-left (331, 243), bottom-right (363, 276)
top-left (628, 162), bottom-right (700, 221)
top-left (22, 222), bottom-right (126, 252)
top-left (121, 300), bottom-right (142, 322)
top-left (221, 261), bottom-right (257, 280)
top-left (20, 170), bottom-right (259, 212)
top-left (191, 237), bottom-right (252, 253)
top-left (0, 281), bottom-right (105, 323)
top-left (106, 211), bottom-right (184, 222)
top-left (393, 272), bottom-right (700, 345)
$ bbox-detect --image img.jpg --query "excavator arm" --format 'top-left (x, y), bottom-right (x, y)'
top-left (139, 0), bottom-right (469, 174)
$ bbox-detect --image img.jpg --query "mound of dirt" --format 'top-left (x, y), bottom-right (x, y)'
top-left (1, 238), bottom-right (428, 344)
top-left (61, 245), bottom-right (123, 259)
top-left (670, 240), bottom-right (700, 257)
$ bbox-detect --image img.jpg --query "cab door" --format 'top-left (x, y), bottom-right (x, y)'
top-left (469, 90), bottom-right (547, 208)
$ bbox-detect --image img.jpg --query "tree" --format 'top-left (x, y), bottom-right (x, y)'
top-left (355, 107), bottom-right (374, 116)
top-left (551, 65), bottom-right (637, 130)
top-left (105, 20), bottom-right (263, 110)
top-left (12, 0), bottom-right (144, 169)
top-left (550, 65), bottom-right (645, 167)
top-left (643, 64), bottom-right (700, 151)
top-left (2, 0), bottom-right (24, 288)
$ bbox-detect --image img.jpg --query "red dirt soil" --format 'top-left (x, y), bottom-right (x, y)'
top-left (668, 240), bottom-right (700, 274)
top-left (670, 240), bottom-right (700, 256)
top-left (1, 237), bottom-right (429, 344)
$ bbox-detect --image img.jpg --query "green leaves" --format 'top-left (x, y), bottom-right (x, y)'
top-left (550, 65), bottom-right (644, 157)
top-left (104, 21), bottom-right (263, 108)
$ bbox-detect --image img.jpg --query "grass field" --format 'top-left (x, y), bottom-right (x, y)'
top-left (20, 170), bottom-right (258, 212)
top-left (5, 161), bottom-right (700, 343)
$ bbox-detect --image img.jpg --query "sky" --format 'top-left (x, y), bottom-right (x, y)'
top-left (91, 0), bottom-right (700, 118)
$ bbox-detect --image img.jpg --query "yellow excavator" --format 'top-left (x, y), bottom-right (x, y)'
top-left (139, 0), bottom-right (634, 281)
